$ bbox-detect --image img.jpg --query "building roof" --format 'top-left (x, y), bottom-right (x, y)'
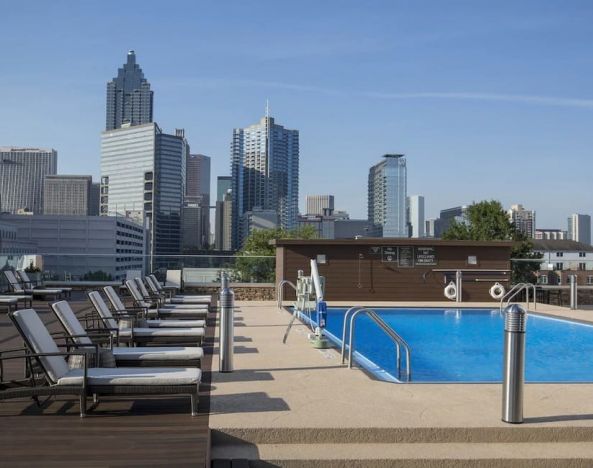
top-left (272, 238), bottom-right (514, 247)
top-left (532, 239), bottom-right (593, 252)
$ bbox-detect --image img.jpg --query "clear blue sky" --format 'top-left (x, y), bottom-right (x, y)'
top-left (2, 1), bottom-right (592, 227)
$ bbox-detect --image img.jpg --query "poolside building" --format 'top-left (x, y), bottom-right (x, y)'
top-left (368, 154), bottom-right (407, 238)
top-left (0, 214), bottom-right (145, 280)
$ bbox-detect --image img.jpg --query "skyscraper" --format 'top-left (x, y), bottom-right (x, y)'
top-left (0, 147), bottom-right (57, 214)
top-left (105, 50), bottom-right (153, 131)
top-left (100, 123), bottom-right (187, 267)
top-left (215, 190), bottom-right (233, 251)
top-left (231, 115), bottom-right (299, 248)
top-left (306, 195), bottom-right (335, 216)
top-left (568, 213), bottom-right (591, 245)
top-left (508, 204), bottom-right (536, 238)
top-left (216, 176), bottom-right (232, 202)
top-left (43, 175), bottom-right (93, 215)
top-left (184, 153), bottom-right (210, 249)
top-left (407, 195), bottom-right (425, 238)
top-left (368, 154), bottom-right (407, 237)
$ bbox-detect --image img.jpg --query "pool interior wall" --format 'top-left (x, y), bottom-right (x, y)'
top-left (297, 307), bottom-right (593, 384)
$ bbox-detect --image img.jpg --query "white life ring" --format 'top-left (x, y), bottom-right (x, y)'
top-left (444, 281), bottom-right (457, 300)
top-left (489, 282), bottom-right (506, 300)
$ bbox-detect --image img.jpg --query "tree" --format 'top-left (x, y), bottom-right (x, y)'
top-left (442, 200), bottom-right (541, 283)
top-left (233, 226), bottom-right (317, 282)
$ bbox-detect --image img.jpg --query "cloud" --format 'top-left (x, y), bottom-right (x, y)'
top-left (174, 77), bottom-right (593, 110)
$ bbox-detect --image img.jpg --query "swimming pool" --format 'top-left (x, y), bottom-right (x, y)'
top-left (320, 307), bottom-right (593, 383)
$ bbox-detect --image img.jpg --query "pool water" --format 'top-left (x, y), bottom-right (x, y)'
top-left (323, 308), bottom-right (593, 383)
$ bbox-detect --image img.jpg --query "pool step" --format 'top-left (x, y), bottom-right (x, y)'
top-left (210, 441), bottom-right (593, 467)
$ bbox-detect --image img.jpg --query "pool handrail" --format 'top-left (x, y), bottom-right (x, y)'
top-left (277, 280), bottom-right (297, 309)
top-left (340, 305), bottom-right (365, 363)
top-left (343, 307), bottom-right (412, 382)
top-left (500, 283), bottom-right (536, 312)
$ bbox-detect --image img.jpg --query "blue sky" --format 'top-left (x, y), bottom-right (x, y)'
top-left (1, 1), bottom-right (593, 227)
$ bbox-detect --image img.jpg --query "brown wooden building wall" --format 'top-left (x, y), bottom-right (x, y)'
top-left (274, 239), bottom-right (513, 302)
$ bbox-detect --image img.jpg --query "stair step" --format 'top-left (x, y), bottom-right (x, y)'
top-left (211, 442), bottom-right (593, 467)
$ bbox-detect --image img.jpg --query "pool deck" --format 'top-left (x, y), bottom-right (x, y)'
top-left (210, 300), bottom-right (593, 464)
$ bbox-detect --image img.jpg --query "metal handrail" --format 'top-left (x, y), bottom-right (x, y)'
top-left (277, 280), bottom-right (297, 309)
top-left (500, 283), bottom-right (536, 312)
top-left (341, 307), bottom-right (412, 382)
top-left (340, 305), bottom-right (365, 362)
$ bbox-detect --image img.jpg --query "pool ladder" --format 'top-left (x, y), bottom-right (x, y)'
top-left (340, 306), bottom-right (412, 382)
top-left (277, 280), bottom-right (297, 309)
top-left (500, 283), bottom-right (536, 313)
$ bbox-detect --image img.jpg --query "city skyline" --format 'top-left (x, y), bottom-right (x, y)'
top-left (2, 2), bottom-right (593, 227)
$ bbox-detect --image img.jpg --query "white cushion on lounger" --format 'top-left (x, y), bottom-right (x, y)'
top-left (118, 327), bottom-right (204, 338)
top-left (159, 303), bottom-right (209, 309)
top-left (147, 319), bottom-right (205, 328)
top-left (12, 309), bottom-right (69, 382)
top-left (0, 298), bottom-right (17, 304)
top-left (57, 367), bottom-right (201, 386)
top-left (112, 346), bottom-right (203, 361)
top-left (147, 309), bottom-right (207, 317)
top-left (52, 301), bottom-right (95, 345)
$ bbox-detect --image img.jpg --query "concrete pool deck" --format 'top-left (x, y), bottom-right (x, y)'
top-left (209, 301), bottom-right (593, 465)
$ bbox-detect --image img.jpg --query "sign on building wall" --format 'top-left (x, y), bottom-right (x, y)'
top-left (398, 246), bottom-right (414, 267)
top-left (415, 247), bottom-right (437, 266)
top-left (381, 246), bottom-right (398, 263)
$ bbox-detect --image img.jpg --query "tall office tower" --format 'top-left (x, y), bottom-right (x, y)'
top-left (185, 153), bottom-right (210, 249)
top-left (217, 176), bottom-right (232, 202)
top-left (508, 204), bottom-right (536, 238)
top-left (43, 175), bottom-right (93, 215)
top-left (567, 213), bottom-right (592, 245)
top-left (105, 50), bottom-right (153, 131)
top-left (407, 195), bottom-right (425, 238)
top-left (215, 190), bottom-right (233, 251)
top-left (368, 154), bottom-right (407, 238)
top-left (101, 123), bottom-right (187, 268)
top-left (306, 195), bottom-right (335, 216)
top-left (439, 205), bottom-right (468, 235)
top-left (230, 115), bottom-right (299, 248)
top-left (0, 147), bottom-right (57, 214)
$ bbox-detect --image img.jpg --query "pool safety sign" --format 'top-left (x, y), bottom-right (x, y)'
top-left (398, 246), bottom-right (414, 267)
top-left (415, 247), bottom-right (437, 266)
top-left (381, 246), bottom-right (398, 263)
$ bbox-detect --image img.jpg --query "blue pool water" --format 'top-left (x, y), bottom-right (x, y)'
top-left (322, 308), bottom-right (593, 383)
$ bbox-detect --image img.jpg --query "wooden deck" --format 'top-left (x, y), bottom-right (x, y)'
top-left (0, 293), bottom-right (213, 467)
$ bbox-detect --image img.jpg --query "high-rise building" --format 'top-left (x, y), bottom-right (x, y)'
top-left (43, 175), bottom-right (93, 215)
top-left (89, 183), bottom-right (100, 216)
top-left (216, 176), bottom-right (232, 202)
top-left (184, 153), bottom-right (210, 249)
top-left (407, 195), bottom-right (425, 238)
top-left (100, 123), bottom-right (187, 268)
top-left (186, 154), bottom-right (211, 200)
top-left (0, 147), bottom-right (57, 214)
top-left (508, 204), bottom-right (536, 238)
top-left (231, 115), bottom-right (299, 248)
top-left (368, 154), bottom-right (407, 238)
top-left (568, 213), bottom-right (591, 245)
top-left (535, 229), bottom-right (567, 241)
top-left (425, 218), bottom-right (443, 238)
top-left (306, 195), bottom-right (334, 216)
top-left (106, 50), bottom-right (153, 131)
top-left (439, 205), bottom-right (468, 235)
top-left (214, 190), bottom-right (233, 251)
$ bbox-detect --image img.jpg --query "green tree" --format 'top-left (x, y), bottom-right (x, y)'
top-left (233, 226), bottom-right (317, 282)
top-left (442, 200), bottom-right (541, 283)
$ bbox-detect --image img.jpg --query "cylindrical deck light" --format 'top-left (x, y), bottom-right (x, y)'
top-left (502, 304), bottom-right (527, 424)
top-left (219, 272), bottom-right (235, 372)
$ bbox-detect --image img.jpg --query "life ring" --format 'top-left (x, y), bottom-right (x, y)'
top-left (489, 282), bottom-right (506, 300)
top-left (444, 281), bottom-right (457, 300)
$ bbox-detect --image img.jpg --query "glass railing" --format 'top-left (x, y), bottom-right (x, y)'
top-left (0, 253), bottom-right (276, 292)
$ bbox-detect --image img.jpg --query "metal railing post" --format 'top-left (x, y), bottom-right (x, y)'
top-left (219, 272), bottom-right (235, 373)
top-left (570, 275), bottom-right (578, 310)
top-left (502, 304), bottom-right (527, 424)
top-left (456, 270), bottom-right (462, 303)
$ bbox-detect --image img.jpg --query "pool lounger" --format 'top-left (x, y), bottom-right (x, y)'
top-left (6, 308), bottom-right (200, 417)
top-left (50, 300), bottom-right (203, 367)
top-left (17, 270), bottom-right (72, 299)
top-left (124, 281), bottom-right (208, 319)
top-left (3, 271), bottom-right (63, 300)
